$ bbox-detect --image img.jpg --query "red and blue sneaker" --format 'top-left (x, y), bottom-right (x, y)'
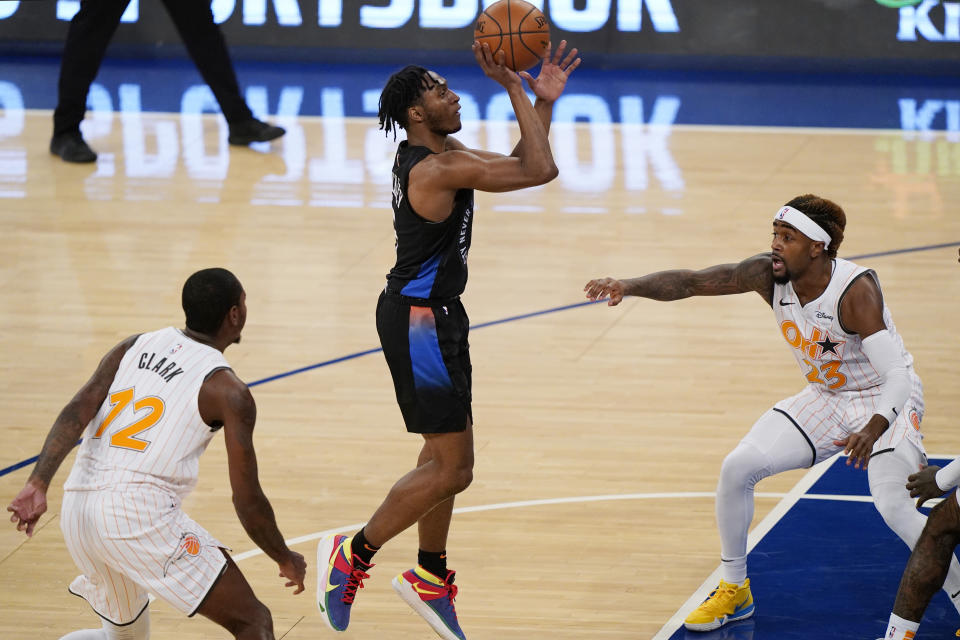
top-left (392, 566), bottom-right (466, 640)
top-left (316, 534), bottom-right (373, 632)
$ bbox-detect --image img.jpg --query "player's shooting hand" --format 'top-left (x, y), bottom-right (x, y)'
top-left (834, 420), bottom-right (884, 470)
top-left (584, 277), bottom-right (626, 306)
top-left (278, 550), bottom-right (307, 595)
top-left (472, 41), bottom-right (521, 89)
top-left (519, 40), bottom-right (581, 102)
top-left (907, 465), bottom-right (945, 509)
top-left (7, 481), bottom-right (48, 537)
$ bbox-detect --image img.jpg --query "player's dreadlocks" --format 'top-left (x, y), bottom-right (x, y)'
top-left (378, 65), bottom-right (432, 140)
top-left (786, 194), bottom-right (846, 258)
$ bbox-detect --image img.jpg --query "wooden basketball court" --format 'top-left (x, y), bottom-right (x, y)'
top-left (1, 109), bottom-right (958, 639)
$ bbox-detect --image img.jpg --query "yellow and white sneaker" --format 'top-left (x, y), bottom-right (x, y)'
top-left (683, 578), bottom-right (754, 631)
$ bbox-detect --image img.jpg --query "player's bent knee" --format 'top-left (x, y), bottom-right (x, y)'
top-left (246, 601), bottom-right (273, 632)
top-left (718, 445), bottom-right (768, 493)
top-left (873, 487), bottom-right (929, 549)
top-left (445, 467), bottom-right (473, 494)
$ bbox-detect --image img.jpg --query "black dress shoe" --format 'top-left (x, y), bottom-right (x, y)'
top-left (228, 118), bottom-right (286, 145)
top-left (50, 131), bottom-right (97, 163)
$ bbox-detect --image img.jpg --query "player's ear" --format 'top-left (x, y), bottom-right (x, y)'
top-left (227, 304), bottom-right (241, 327)
top-left (810, 241), bottom-right (824, 259)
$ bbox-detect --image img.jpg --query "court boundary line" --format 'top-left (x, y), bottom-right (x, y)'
top-left (1, 242), bottom-right (957, 479)
top-left (235, 450), bottom-right (960, 562)
top-left (232, 479), bottom-right (946, 563)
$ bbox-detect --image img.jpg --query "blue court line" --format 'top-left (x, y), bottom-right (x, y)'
top-left (2, 241), bottom-right (957, 479)
top-left (1, 439), bottom-right (83, 478)
top-left (247, 299), bottom-right (600, 388)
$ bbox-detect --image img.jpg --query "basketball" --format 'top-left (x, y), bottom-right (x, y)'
top-left (474, 0), bottom-right (550, 72)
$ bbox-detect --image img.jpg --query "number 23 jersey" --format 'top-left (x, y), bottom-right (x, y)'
top-left (772, 257), bottom-right (918, 396)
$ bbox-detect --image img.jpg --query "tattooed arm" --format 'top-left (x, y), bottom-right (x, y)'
top-left (584, 253), bottom-right (775, 307)
top-left (7, 335), bottom-right (138, 536)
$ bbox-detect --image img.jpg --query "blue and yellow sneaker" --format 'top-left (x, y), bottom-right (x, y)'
top-left (392, 566), bottom-right (466, 640)
top-left (683, 578), bottom-right (754, 631)
top-left (317, 534), bottom-right (373, 632)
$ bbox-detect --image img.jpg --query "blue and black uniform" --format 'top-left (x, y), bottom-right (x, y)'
top-left (376, 141), bottom-right (475, 433)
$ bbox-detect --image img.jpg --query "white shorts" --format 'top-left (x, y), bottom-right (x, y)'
top-left (61, 489), bottom-right (228, 624)
top-left (773, 380), bottom-right (925, 466)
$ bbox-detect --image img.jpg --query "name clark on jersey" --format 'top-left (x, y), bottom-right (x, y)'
top-left (137, 351), bottom-right (185, 382)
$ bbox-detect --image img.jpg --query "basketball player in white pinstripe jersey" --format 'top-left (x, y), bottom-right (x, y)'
top-left (584, 195), bottom-right (960, 632)
top-left (7, 268), bottom-right (306, 640)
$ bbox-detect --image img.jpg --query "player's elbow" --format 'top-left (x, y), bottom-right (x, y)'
top-left (527, 161), bottom-right (558, 186)
top-left (542, 162), bottom-right (559, 183)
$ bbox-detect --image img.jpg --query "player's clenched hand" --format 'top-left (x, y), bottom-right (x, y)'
top-left (584, 278), bottom-right (626, 306)
top-left (519, 40), bottom-right (581, 103)
top-left (7, 482), bottom-right (47, 537)
top-left (472, 41), bottom-right (521, 89)
top-left (278, 550), bottom-right (307, 595)
top-left (907, 465), bottom-right (944, 509)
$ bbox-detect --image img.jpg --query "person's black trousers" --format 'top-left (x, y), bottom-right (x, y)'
top-left (53, 0), bottom-right (252, 136)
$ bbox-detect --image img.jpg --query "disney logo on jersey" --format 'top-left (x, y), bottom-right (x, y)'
top-left (780, 320), bottom-right (846, 360)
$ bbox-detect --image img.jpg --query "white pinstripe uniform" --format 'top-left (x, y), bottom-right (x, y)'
top-left (61, 327), bottom-right (233, 624)
top-left (772, 257), bottom-right (924, 466)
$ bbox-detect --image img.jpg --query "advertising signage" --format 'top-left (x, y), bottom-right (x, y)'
top-left (0, 0), bottom-right (957, 71)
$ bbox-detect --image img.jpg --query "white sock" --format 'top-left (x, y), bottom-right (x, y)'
top-left (883, 613), bottom-right (919, 639)
top-left (721, 556), bottom-right (748, 585)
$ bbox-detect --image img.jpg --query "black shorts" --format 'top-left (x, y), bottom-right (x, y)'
top-left (376, 290), bottom-right (472, 434)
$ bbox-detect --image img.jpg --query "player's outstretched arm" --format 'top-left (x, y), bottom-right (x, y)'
top-left (204, 370), bottom-right (306, 594)
top-left (832, 275), bottom-right (909, 470)
top-left (7, 334), bottom-right (138, 536)
top-left (584, 253), bottom-right (774, 306)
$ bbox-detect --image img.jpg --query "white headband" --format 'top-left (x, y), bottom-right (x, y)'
top-left (774, 206), bottom-right (831, 248)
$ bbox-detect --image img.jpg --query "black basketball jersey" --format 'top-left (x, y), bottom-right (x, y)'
top-left (385, 141), bottom-right (474, 300)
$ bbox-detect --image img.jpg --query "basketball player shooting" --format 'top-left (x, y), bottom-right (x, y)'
top-left (584, 196), bottom-right (960, 632)
top-left (7, 268), bottom-right (306, 640)
top-left (315, 38), bottom-right (580, 640)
